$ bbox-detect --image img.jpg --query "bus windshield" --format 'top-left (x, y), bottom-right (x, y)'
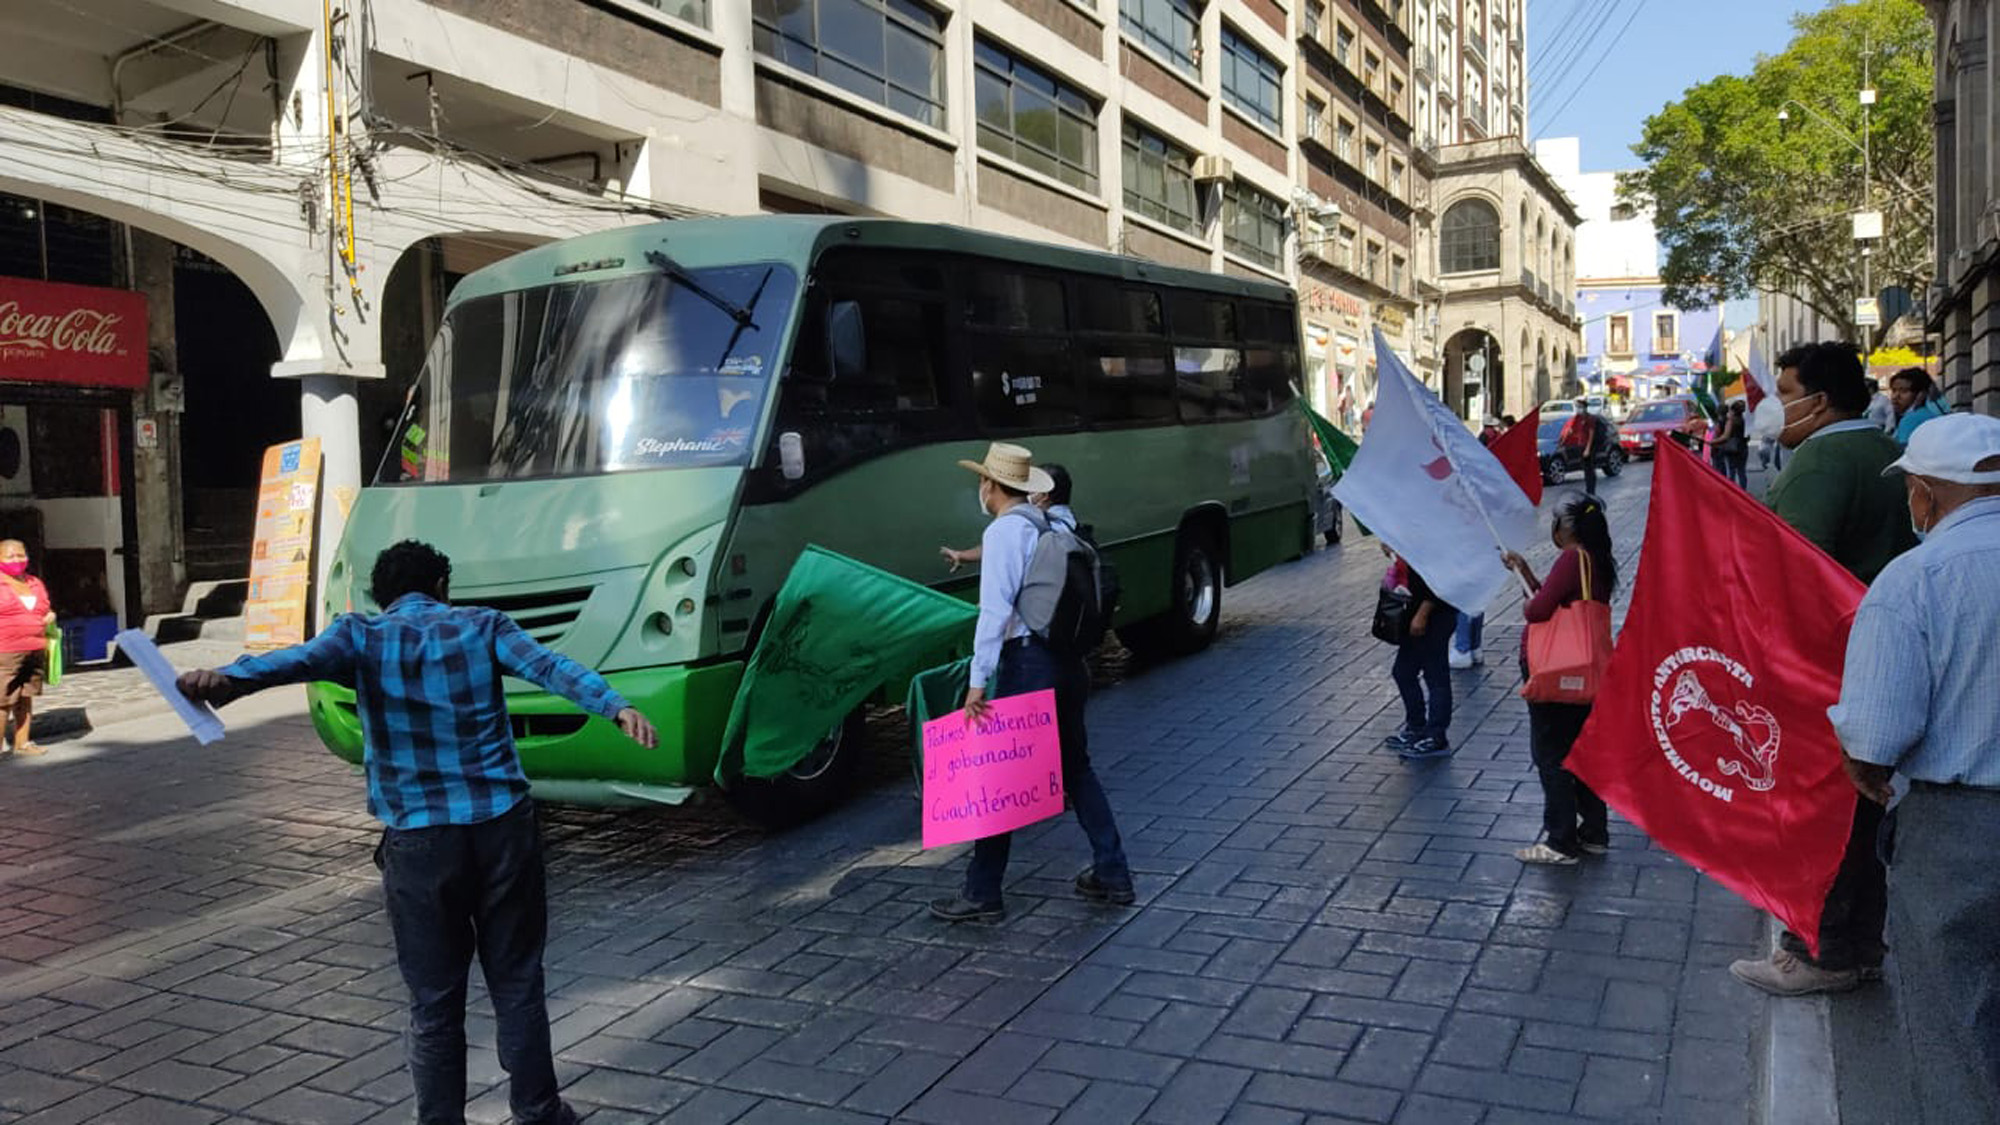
top-left (381, 263), bottom-right (798, 484)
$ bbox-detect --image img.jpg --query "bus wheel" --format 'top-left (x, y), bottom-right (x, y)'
top-left (1121, 529), bottom-right (1223, 659)
top-left (723, 707), bottom-right (866, 827)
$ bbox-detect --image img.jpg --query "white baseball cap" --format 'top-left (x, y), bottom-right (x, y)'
top-left (1884, 411), bottom-right (2000, 484)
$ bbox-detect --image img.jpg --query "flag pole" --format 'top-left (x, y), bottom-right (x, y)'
top-left (1435, 416), bottom-right (1538, 598)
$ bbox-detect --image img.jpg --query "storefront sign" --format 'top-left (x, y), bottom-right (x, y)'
top-left (0, 278), bottom-right (147, 390)
top-left (244, 438), bottom-right (322, 650)
top-left (1303, 285), bottom-right (1367, 323)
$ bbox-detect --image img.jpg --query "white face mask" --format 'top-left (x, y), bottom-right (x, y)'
top-left (1778, 391), bottom-right (1826, 443)
top-left (976, 486), bottom-right (992, 518)
top-left (1911, 478), bottom-right (1936, 542)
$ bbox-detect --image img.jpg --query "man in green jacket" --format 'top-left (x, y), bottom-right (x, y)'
top-left (1730, 341), bottom-right (1916, 998)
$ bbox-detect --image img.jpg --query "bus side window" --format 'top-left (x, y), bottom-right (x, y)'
top-left (770, 291), bottom-right (953, 484)
top-left (1175, 346), bottom-right (1249, 422)
top-left (1074, 280), bottom-right (1174, 427)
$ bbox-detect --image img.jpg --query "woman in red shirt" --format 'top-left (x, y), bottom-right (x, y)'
top-left (0, 539), bottom-right (55, 757)
top-left (1503, 497), bottom-right (1619, 864)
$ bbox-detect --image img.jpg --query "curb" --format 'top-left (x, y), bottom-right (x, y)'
top-left (1759, 917), bottom-right (1841, 1125)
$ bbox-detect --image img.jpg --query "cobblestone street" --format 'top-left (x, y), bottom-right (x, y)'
top-left (0, 463), bottom-right (1777, 1125)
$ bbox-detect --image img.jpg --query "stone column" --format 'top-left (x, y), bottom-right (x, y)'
top-left (300, 374), bottom-right (362, 629)
top-left (128, 229), bottom-right (186, 616)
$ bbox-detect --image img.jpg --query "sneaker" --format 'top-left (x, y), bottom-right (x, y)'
top-left (1383, 729), bottom-right (1420, 752)
top-left (1470, 648), bottom-right (1484, 666)
top-left (1448, 649), bottom-right (1474, 670)
top-left (929, 895), bottom-right (1004, 924)
top-left (1728, 950), bottom-right (1861, 996)
top-left (1399, 736), bottom-right (1452, 760)
top-left (1577, 840), bottom-right (1610, 856)
top-left (1515, 842), bottom-right (1580, 865)
top-left (1074, 868), bottom-right (1137, 905)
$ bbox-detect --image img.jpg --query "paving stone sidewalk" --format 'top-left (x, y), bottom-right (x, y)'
top-left (0, 463), bottom-right (1779, 1124)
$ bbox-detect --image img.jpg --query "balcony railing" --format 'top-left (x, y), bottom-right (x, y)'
top-left (1416, 48), bottom-right (1435, 78)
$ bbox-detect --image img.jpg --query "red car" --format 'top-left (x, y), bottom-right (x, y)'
top-left (1619, 396), bottom-right (1707, 460)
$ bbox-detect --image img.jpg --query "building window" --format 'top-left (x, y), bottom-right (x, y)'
top-left (1439, 198), bottom-right (1500, 273)
top-left (1607, 314), bottom-right (1631, 356)
top-left (1364, 139), bottom-right (1382, 180)
top-left (1305, 2), bottom-right (1323, 37)
top-left (1221, 26), bottom-right (1282, 132)
top-left (640, 0), bottom-right (710, 25)
top-left (1335, 23), bottom-right (1355, 65)
top-left (1389, 156), bottom-right (1406, 194)
top-left (1391, 253), bottom-right (1406, 294)
top-left (752, 0), bottom-right (947, 127)
top-left (1336, 117), bottom-right (1355, 160)
top-left (1224, 180), bottom-right (1285, 269)
top-left (1122, 121), bottom-right (1200, 234)
top-left (1304, 96), bottom-right (1324, 141)
top-left (975, 40), bottom-right (1099, 191)
top-left (1389, 74), bottom-right (1405, 112)
top-left (1609, 202), bottom-right (1637, 222)
top-left (1365, 240), bottom-right (1382, 282)
top-left (1121, 0), bottom-right (1201, 79)
top-left (1653, 312), bottom-right (1678, 354)
top-left (1363, 50), bottom-right (1380, 91)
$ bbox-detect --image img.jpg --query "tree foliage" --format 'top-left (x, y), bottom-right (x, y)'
top-left (1618, 0), bottom-right (1933, 341)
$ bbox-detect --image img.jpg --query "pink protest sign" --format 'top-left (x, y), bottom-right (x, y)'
top-left (920, 688), bottom-right (1064, 849)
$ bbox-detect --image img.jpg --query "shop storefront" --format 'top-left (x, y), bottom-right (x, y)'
top-left (0, 275), bottom-right (144, 657)
top-left (1300, 280), bottom-right (1370, 432)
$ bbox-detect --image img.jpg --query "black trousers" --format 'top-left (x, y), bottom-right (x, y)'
top-left (1780, 796), bottom-right (1888, 972)
top-left (377, 799), bottom-right (571, 1125)
top-left (1527, 701), bottom-right (1607, 855)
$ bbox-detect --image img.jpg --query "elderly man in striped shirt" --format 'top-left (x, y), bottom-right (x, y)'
top-left (179, 540), bottom-right (656, 1125)
top-left (1831, 412), bottom-right (2000, 1125)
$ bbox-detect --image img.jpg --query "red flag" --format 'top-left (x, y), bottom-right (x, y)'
top-left (1567, 439), bottom-right (1862, 956)
top-left (1489, 404), bottom-right (1544, 506)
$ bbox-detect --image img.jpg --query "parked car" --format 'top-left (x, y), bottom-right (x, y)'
top-left (1538, 414), bottom-right (1625, 485)
top-left (1618, 396), bottom-right (1707, 460)
top-left (1311, 456), bottom-right (1344, 545)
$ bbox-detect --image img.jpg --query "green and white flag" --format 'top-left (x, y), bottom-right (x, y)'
top-left (716, 546), bottom-right (976, 784)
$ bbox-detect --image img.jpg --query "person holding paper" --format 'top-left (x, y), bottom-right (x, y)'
top-left (0, 539), bottom-right (55, 757)
top-left (176, 540), bottom-right (657, 1125)
top-left (929, 444), bottom-right (1132, 923)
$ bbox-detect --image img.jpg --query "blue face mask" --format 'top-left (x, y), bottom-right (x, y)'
top-left (1911, 480), bottom-right (1935, 543)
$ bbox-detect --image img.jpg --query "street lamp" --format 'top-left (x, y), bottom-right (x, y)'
top-left (1773, 36), bottom-right (1879, 340)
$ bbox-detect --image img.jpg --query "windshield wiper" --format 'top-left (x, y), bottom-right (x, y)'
top-left (644, 249), bottom-right (758, 329)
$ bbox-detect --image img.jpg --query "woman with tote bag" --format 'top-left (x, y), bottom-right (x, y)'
top-left (1502, 497), bottom-right (1619, 865)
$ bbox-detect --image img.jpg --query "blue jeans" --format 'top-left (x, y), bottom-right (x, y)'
top-left (1453, 612), bottom-right (1484, 656)
top-left (965, 639), bottom-right (1130, 905)
top-left (377, 799), bottom-right (571, 1125)
top-left (1392, 610), bottom-right (1455, 740)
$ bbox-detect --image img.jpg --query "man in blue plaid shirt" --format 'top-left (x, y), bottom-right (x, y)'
top-left (179, 540), bottom-right (656, 1125)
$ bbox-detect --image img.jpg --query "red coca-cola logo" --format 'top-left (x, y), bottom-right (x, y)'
top-left (0, 278), bottom-right (146, 389)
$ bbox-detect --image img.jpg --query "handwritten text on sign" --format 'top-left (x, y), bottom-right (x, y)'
top-left (921, 689), bottom-right (1064, 849)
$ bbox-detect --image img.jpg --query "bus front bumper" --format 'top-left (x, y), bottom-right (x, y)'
top-left (307, 662), bottom-right (746, 802)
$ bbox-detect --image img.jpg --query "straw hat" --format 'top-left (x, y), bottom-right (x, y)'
top-left (958, 442), bottom-right (1054, 494)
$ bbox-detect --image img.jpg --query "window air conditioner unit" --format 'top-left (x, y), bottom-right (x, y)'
top-left (1192, 155), bottom-right (1233, 183)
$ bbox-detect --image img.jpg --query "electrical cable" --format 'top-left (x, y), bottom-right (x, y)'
top-left (1533, 1), bottom-right (1650, 141)
top-left (1529, 0), bottom-right (1623, 114)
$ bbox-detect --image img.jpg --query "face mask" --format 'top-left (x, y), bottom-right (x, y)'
top-left (1911, 479), bottom-right (1936, 543)
top-left (976, 488), bottom-right (992, 518)
top-left (0, 561), bottom-right (26, 578)
top-left (1778, 391), bottom-right (1825, 438)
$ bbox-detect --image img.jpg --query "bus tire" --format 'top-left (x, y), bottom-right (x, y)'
top-left (722, 706), bottom-right (866, 827)
top-left (1121, 529), bottom-right (1223, 659)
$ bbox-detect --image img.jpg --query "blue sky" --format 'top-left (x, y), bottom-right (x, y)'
top-left (1527, 0), bottom-right (1805, 170)
top-left (1527, 0), bottom-right (1809, 331)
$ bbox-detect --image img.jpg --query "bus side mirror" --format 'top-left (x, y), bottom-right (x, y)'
top-left (778, 431), bottom-right (805, 481)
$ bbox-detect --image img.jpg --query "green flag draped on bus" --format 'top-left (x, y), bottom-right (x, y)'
top-left (716, 546), bottom-right (976, 784)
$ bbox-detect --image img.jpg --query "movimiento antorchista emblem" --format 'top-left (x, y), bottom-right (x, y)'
top-left (1649, 646), bottom-right (1783, 804)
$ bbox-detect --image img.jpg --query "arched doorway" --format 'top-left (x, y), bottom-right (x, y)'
top-left (1443, 328), bottom-right (1501, 421)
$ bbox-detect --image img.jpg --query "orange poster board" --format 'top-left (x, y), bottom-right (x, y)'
top-left (243, 438), bottom-right (321, 650)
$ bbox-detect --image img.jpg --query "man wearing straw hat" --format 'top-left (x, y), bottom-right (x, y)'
top-left (930, 442), bottom-right (1134, 923)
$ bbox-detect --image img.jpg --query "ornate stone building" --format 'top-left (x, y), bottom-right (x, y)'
top-left (1925, 0), bottom-right (2000, 416)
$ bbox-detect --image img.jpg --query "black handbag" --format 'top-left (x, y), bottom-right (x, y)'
top-left (1371, 587), bottom-right (1413, 645)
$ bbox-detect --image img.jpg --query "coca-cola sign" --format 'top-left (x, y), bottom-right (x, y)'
top-left (0, 277), bottom-right (148, 390)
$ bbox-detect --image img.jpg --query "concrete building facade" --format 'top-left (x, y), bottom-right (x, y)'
top-left (1430, 136), bottom-right (1579, 421)
top-left (1292, 0), bottom-right (1422, 430)
top-left (1924, 0), bottom-right (1999, 416)
top-left (1, 0), bottom-right (1309, 633)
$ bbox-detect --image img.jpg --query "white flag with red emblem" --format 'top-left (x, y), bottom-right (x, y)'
top-left (1334, 328), bottom-right (1539, 612)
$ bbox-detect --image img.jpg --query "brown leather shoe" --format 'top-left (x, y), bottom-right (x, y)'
top-left (1728, 950), bottom-right (1860, 996)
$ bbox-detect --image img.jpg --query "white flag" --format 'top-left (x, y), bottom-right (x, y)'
top-left (1747, 337), bottom-right (1783, 440)
top-left (1333, 328), bottom-right (1539, 613)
